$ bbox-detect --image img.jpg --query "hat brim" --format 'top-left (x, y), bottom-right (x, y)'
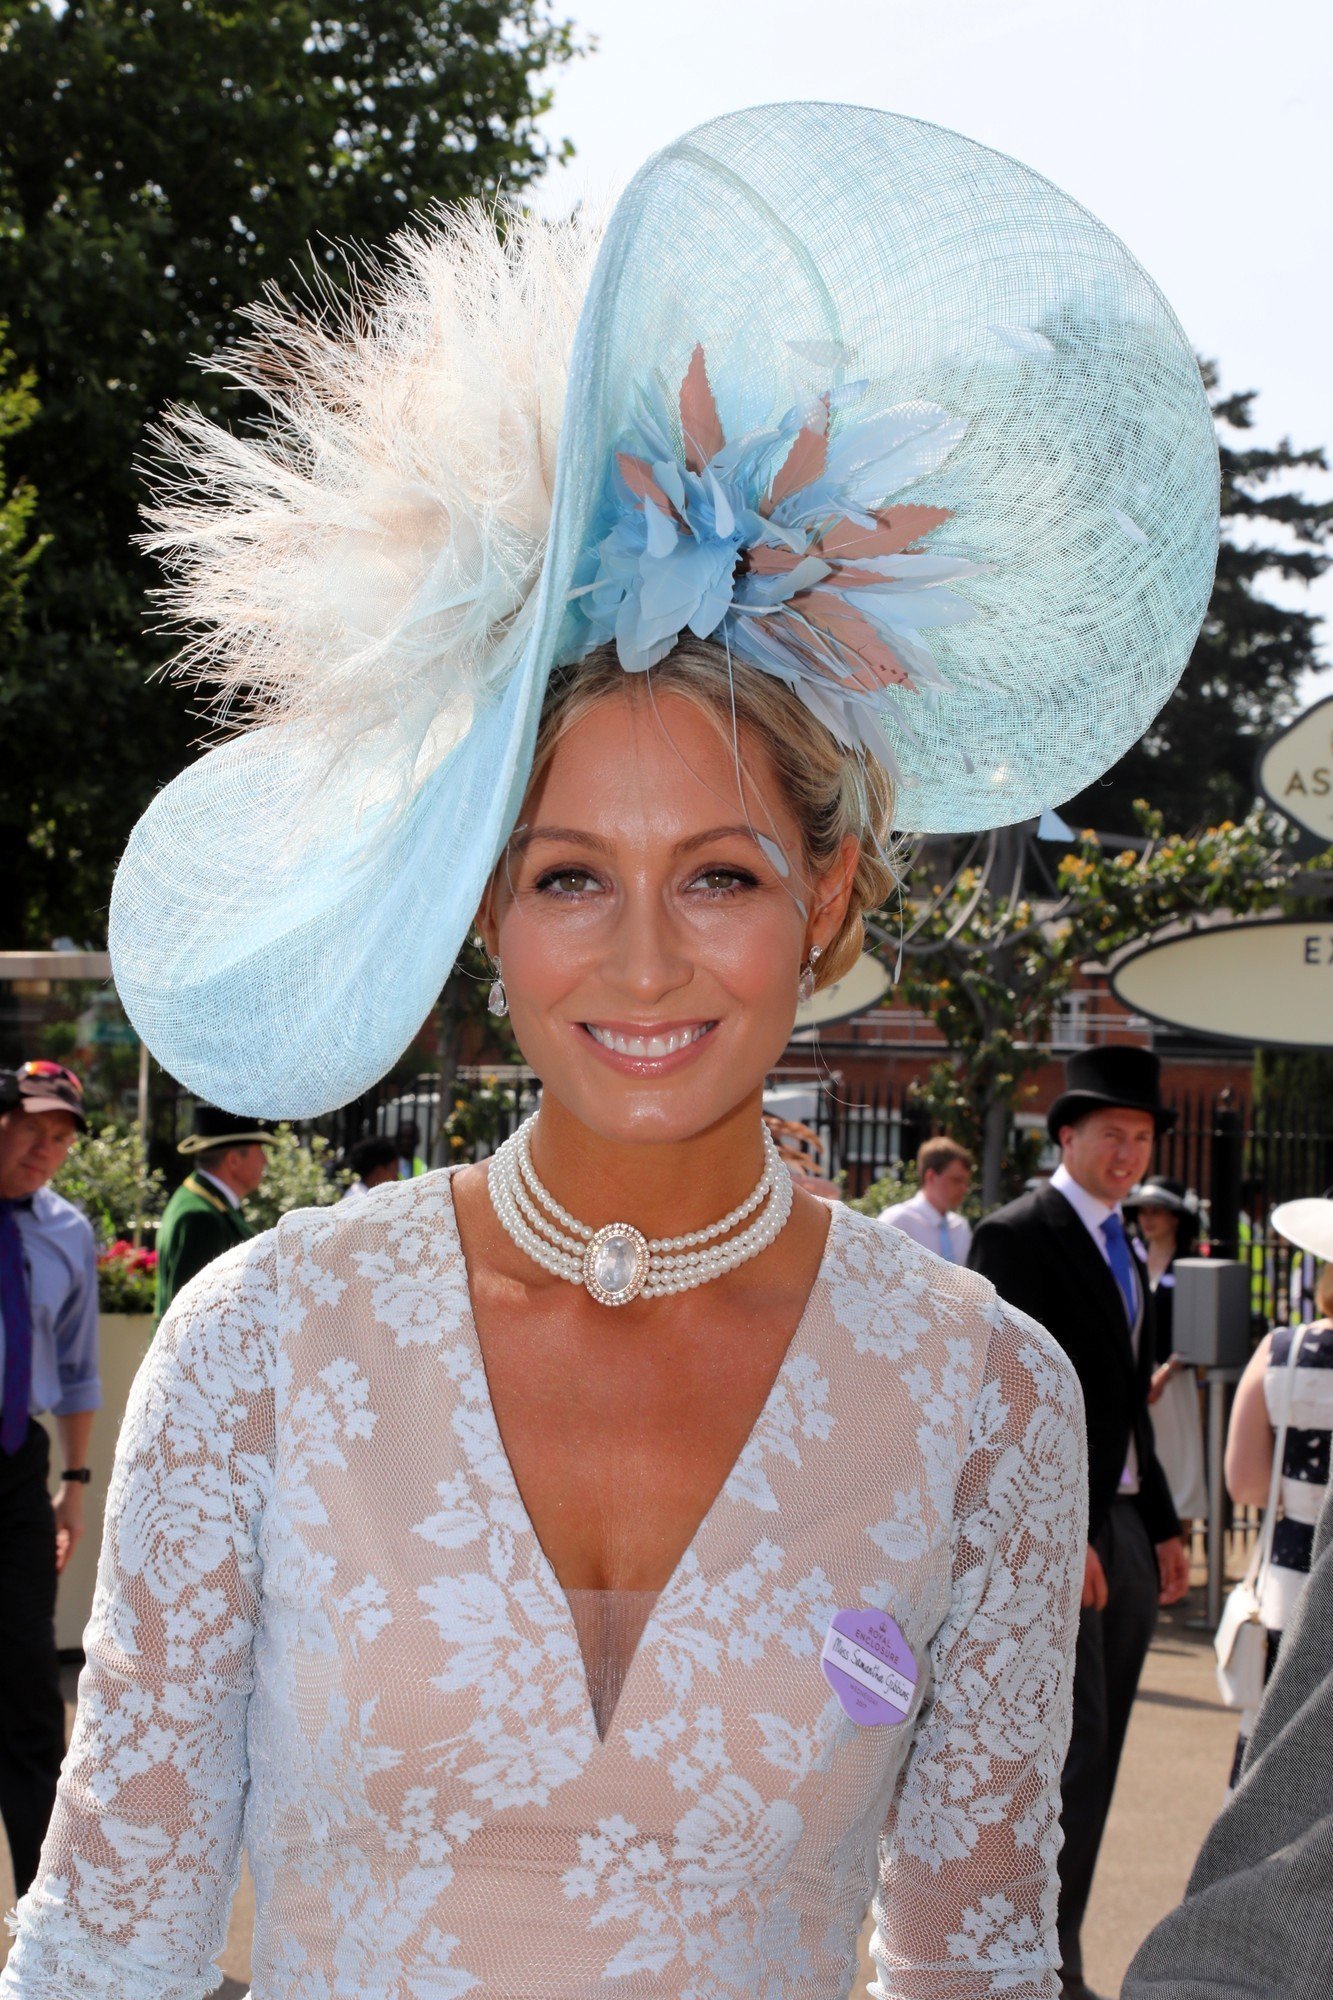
top-left (1122, 1185), bottom-right (1192, 1215)
top-left (178, 1130), bottom-right (279, 1154)
top-left (1271, 1199), bottom-right (1333, 1264)
top-left (111, 103), bottom-right (1218, 1119)
top-left (18, 1094), bottom-right (88, 1132)
top-left (1046, 1090), bottom-right (1176, 1143)
top-left (112, 645), bottom-right (546, 1118)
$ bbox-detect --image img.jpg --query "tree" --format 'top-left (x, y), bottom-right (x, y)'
top-left (0, 326), bottom-right (43, 646)
top-left (1066, 364), bottom-right (1333, 834)
top-left (0, 0), bottom-right (580, 945)
top-left (897, 808), bottom-right (1295, 1200)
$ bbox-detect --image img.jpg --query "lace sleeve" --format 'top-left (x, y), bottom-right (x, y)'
top-left (871, 1304), bottom-right (1087, 1999)
top-left (2, 1241), bottom-right (277, 2000)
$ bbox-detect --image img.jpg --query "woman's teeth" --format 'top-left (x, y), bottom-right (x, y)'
top-left (586, 1024), bottom-right (711, 1058)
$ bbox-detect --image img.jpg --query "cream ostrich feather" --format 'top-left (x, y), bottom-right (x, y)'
top-left (141, 200), bottom-right (603, 779)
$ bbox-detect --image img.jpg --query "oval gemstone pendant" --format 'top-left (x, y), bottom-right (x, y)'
top-left (582, 1223), bottom-right (649, 1306)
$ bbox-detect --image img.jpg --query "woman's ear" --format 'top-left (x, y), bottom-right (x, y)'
top-left (474, 875), bottom-right (500, 960)
top-left (809, 834), bottom-right (861, 952)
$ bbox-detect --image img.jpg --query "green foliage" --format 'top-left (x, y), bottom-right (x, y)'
top-left (0, 0), bottom-right (581, 946)
top-left (0, 324), bottom-right (43, 644)
top-left (53, 1123), bottom-right (164, 1243)
top-left (846, 1161), bottom-right (917, 1218)
top-left (898, 806), bottom-right (1297, 1187)
top-left (441, 1075), bottom-right (516, 1160)
top-left (243, 1125), bottom-right (349, 1230)
top-left (1067, 365), bottom-right (1333, 832)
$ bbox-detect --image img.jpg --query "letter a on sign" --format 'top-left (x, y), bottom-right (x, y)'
top-left (1257, 697), bottom-right (1333, 844)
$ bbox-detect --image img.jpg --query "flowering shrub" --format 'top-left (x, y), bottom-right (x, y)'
top-left (54, 1125), bottom-right (165, 1244)
top-left (97, 1240), bottom-right (159, 1314)
top-left (441, 1077), bottom-right (517, 1160)
top-left (243, 1125), bottom-right (350, 1232)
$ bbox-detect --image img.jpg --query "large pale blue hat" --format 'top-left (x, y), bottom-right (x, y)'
top-left (110, 103), bottom-right (1218, 1117)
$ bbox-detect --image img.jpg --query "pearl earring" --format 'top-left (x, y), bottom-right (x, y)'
top-left (798, 944), bottom-right (821, 1004)
top-left (487, 959), bottom-right (508, 1017)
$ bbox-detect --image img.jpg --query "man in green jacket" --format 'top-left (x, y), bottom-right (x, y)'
top-left (155, 1106), bottom-right (275, 1319)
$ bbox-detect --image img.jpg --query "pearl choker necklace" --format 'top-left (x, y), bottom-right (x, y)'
top-left (487, 1115), bottom-right (793, 1306)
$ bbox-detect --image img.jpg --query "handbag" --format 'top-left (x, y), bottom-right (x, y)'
top-left (1214, 1325), bottom-right (1306, 1710)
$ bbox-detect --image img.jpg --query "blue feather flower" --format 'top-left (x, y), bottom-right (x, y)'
top-left (576, 345), bottom-right (982, 755)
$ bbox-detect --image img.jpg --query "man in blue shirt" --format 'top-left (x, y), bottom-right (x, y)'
top-left (0, 1060), bottom-right (100, 1896)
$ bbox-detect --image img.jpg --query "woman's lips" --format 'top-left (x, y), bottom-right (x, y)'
top-left (578, 1020), bottom-right (718, 1073)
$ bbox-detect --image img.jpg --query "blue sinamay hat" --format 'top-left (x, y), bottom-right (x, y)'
top-left (110, 104), bottom-right (1218, 1116)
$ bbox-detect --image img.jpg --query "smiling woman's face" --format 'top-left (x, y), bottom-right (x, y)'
top-left (479, 687), bottom-right (856, 1147)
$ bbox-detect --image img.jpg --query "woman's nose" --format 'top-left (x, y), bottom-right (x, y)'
top-left (605, 888), bottom-right (692, 997)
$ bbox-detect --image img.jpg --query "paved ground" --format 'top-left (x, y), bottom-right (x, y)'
top-left (4, 1592), bottom-right (1237, 1998)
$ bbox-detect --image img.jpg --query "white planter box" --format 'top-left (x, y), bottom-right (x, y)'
top-left (40, 1313), bottom-right (154, 1655)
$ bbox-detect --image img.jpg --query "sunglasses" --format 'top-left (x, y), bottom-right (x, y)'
top-left (19, 1060), bottom-right (85, 1098)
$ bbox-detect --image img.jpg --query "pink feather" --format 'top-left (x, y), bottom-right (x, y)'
top-left (678, 344), bottom-right (725, 472)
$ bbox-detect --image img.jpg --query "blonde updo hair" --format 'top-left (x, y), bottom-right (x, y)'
top-left (528, 639), bottom-right (898, 987)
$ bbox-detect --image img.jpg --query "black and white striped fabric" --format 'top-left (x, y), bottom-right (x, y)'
top-left (1262, 1320), bottom-right (1333, 1632)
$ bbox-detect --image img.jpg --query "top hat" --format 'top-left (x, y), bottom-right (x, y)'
top-left (1046, 1047), bottom-right (1175, 1142)
top-left (178, 1103), bottom-right (278, 1155)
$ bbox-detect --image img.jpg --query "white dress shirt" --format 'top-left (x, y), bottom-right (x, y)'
top-left (194, 1166), bottom-right (242, 1210)
top-left (1050, 1161), bottom-right (1142, 1493)
top-left (878, 1187), bottom-right (972, 1263)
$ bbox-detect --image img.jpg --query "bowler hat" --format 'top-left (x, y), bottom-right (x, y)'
top-left (1046, 1047), bottom-right (1174, 1142)
top-left (178, 1103), bottom-right (278, 1155)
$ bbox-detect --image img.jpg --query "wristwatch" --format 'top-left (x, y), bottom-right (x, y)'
top-left (60, 1467), bottom-right (92, 1484)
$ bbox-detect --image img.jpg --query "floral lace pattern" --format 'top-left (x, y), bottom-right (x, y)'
top-left (3, 1179), bottom-right (1085, 1999)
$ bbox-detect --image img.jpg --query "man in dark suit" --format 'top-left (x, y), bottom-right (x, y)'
top-left (969, 1047), bottom-right (1191, 2000)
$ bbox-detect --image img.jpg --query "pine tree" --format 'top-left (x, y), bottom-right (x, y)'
top-left (1066, 362), bottom-right (1333, 833)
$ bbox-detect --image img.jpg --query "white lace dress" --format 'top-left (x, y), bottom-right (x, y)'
top-left (2, 1177), bottom-right (1086, 2000)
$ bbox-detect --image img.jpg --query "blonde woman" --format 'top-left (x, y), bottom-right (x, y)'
top-left (6, 103), bottom-right (1216, 2000)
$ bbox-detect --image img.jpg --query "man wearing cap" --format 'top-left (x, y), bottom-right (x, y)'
top-left (0, 1060), bottom-right (100, 1896)
top-left (969, 1047), bottom-right (1191, 2000)
top-left (154, 1105), bottom-right (275, 1319)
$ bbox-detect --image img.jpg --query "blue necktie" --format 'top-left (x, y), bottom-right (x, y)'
top-left (1101, 1211), bottom-right (1137, 1328)
top-left (937, 1212), bottom-right (955, 1263)
top-left (0, 1198), bottom-right (33, 1455)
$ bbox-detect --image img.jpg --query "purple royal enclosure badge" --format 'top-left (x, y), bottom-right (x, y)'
top-left (820, 1608), bottom-right (919, 1726)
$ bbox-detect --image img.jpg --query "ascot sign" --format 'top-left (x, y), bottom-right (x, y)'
top-left (1256, 695), bottom-right (1333, 844)
top-left (1111, 918), bottom-right (1333, 1049)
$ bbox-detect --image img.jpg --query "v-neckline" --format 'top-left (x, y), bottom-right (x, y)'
top-left (441, 1173), bottom-right (840, 1747)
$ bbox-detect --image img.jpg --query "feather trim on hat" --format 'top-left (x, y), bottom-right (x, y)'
top-left (141, 200), bottom-right (603, 796)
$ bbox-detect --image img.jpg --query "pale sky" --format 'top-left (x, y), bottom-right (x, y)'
top-left (536, 0), bottom-right (1333, 695)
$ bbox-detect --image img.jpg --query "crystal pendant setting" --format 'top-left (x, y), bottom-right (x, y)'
top-left (582, 1223), bottom-right (650, 1306)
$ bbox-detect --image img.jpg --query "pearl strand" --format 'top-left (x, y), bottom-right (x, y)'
top-left (486, 1115), bottom-right (794, 1304)
top-left (513, 1118), bottom-right (778, 1250)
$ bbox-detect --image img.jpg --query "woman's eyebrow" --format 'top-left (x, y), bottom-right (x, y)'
top-left (509, 826), bottom-right (613, 854)
top-left (513, 823), bottom-right (765, 856)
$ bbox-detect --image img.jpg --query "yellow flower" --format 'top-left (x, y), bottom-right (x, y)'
top-left (450, 1134), bottom-right (465, 1150)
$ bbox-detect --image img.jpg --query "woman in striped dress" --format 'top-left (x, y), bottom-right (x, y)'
top-left (1224, 1198), bottom-right (1333, 1779)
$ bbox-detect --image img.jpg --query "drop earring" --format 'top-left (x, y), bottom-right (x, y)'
top-left (487, 958), bottom-right (508, 1017)
top-left (798, 944), bottom-right (821, 1004)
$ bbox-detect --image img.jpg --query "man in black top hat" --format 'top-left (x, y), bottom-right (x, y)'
top-left (969, 1047), bottom-right (1191, 2000)
top-left (154, 1105), bottom-right (277, 1319)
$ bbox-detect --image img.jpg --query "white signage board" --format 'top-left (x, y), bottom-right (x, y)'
top-left (1110, 918), bottom-right (1333, 1048)
top-left (793, 950), bottom-right (891, 1033)
top-left (1256, 696), bottom-right (1333, 844)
